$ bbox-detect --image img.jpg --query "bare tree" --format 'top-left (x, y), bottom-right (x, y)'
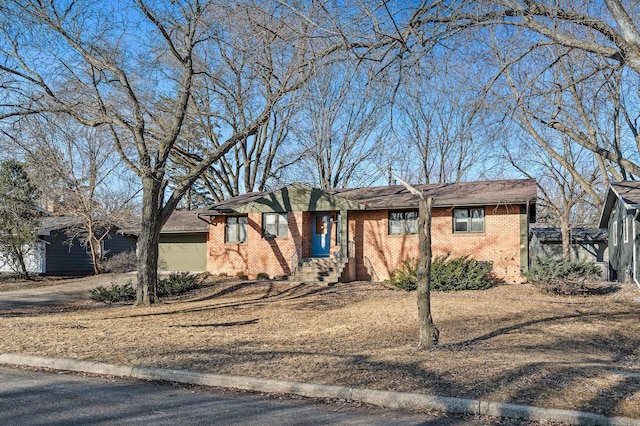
top-left (505, 132), bottom-right (600, 256)
top-left (289, 61), bottom-right (385, 189)
top-left (414, 0), bottom-right (640, 180)
top-left (467, 34), bottom-right (638, 240)
top-left (169, 24), bottom-right (304, 203)
top-left (396, 176), bottom-right (439, 349)
top-left (17, 115), bottom-right (137, 275)
top-left (0, 1), bottom-right (339, 304)
top-left (391, 71), bottom-right (494, 184)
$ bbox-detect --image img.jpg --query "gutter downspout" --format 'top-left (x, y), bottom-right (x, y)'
top-left (196, 213), bottom-right (214, 225)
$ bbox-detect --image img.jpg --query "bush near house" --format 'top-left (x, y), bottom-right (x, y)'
top-left (89, 280), bottom-right (136, 303)
top-left (387, 255), bottom-right (493, 292)
top-left (526, 256), bottom-right (602, 295)
top-left (102, 250), bottom-right (137, 273)
top-left (386, 258), bottom-right (418, 291)
top-left (90, 272), bottom-right (203, 303)
top-left (157, 272), bottom-right (203, 297)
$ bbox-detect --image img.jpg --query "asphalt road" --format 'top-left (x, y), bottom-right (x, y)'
top-left (0, 367), bottom-right (491, 425)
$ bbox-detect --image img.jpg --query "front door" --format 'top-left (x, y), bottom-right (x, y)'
top-left (312, 213), bottom-right (331, 257)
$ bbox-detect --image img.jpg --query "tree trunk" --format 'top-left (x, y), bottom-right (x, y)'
top-left (16, 246), bottom-right (30, 281)
top-left (136, 176), bottom-right (163, 306)
top-left (561, 210), bottom-right (571, 259)
top-left (417, 196), bottom-right (439, 349)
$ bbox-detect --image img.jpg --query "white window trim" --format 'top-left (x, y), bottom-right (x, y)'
top-left (624, 215), bottom-right (629, 244)
top-left (613, 220), bottom-right (618, 247)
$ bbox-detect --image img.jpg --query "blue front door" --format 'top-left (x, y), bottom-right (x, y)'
top-left (312, 213), bottom-right (331, 257)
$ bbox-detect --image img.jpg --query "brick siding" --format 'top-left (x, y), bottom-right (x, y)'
top-left (208, 204), bottom-right (526, 282)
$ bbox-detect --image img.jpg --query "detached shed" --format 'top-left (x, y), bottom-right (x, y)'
top-left (530, 227), bottom-right (608, 262)
top-left (530, 227), bottom-right (609, 279)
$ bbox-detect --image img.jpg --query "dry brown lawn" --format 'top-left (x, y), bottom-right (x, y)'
top-left (1, 277), bottom-right (639, 419)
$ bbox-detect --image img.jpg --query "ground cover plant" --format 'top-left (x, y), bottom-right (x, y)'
top-left (0, 276), bottom-right (638, 419)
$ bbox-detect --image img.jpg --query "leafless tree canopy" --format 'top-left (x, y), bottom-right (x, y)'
top-left (0, 0), bottom-right (348, 304)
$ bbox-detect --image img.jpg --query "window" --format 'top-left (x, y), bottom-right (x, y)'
top-left (613, 220), bottom-right (618, 247)
top-left (226, 216), bottom-right (248, 243)
top-left (263, 213), bottom-right (288, 238)
top-left (623, 216), bottom-right (629, 243)
top-left (389, 210), bottom-right (418, 235)
top-left (453, 208), bottom-right (485, 233)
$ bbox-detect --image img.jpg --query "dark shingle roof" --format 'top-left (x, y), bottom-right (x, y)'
top-left (196, 192), bottom-right (266, 215)
top-left (37, 216), bottom-right (135, 236)
top-left (37, 216), bottom-right (80, 236)
top-left (611, 181), bottom-right (640, 206)
top-left (197, 179), bottom-right (537, 215)
top-left (161, 210), bottom-right (209, 233)
top-left (328, 179), bottom-right (537, 209)
top-left (531, 227), bottom-right (607, 243)
top-left (598, 181), bottom-right (640, 228)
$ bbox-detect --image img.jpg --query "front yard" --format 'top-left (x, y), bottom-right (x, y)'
top-left (0, 277), bottom-right (639, 418)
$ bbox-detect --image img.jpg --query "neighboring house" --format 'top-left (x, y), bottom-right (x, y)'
top-left (0, 241), bottom-right (46, 274)
top-left (195, 179), bottom-right (537, 283)
top-left (0, 216), bottom-right (136, 275)
top-left (599, 181), bottom-right (640, 286)
top-left (530, 227), bottom-right (609, 279)
top-left (158, 210), bottom-right (209, 272)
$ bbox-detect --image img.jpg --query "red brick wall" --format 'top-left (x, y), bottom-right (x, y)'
top-left (208, 212), bottom-right (306, 279)
top-left (208, 205), bottom-right (525, 281)
top-left (349, 205), bottom-right (524, 282)
top-left (207, 215), bottom-right (249, 277)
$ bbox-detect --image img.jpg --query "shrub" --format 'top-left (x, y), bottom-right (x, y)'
top-left (235, 271), bottom-right (248, 280)
top-left (386, 258), bottom-right (418, 291)
top-left (102, 250), bottom-right (137, 273)
top-left (386, 255), bottom-right (493, 292)
top-left (526, 256), bottom-right (602, 295)
top-left (157, 272), bottom-right (202, 297)
top-left (431, 255), bottom-right (493, 291)
top-left (256, 272), bottom-right (270, 280)
top-left (90, 280), bottom-right (135, 303)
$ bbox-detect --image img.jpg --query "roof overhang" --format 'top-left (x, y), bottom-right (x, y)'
top-left (598, 184), bottom-right (640, 228)
top-left (198, 183), bottom-right (366, 216)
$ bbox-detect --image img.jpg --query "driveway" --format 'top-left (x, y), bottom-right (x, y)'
top-left (0, 274), bottom-right (134, 310)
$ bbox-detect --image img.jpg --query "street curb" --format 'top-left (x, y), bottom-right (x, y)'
top-left (1, 353), bottom-right (638, 425)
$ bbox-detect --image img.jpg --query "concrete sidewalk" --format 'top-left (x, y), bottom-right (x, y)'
top-left (0, 353), bottom-right (637, 426)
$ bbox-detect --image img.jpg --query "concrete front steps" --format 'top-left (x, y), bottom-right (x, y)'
top-left (290, 258), bottom-right (339, 283)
